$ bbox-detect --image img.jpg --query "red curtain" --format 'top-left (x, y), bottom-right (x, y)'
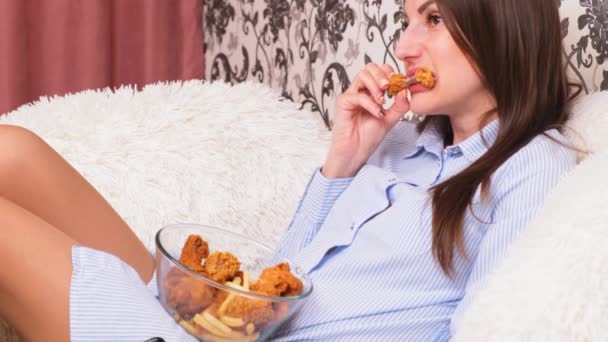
top-left (0, 0), bottom-right (204, 115)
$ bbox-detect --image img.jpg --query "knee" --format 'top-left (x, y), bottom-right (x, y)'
top-left (0, 125), bottom-right (45, 177)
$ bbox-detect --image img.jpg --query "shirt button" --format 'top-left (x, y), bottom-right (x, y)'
top-left (350, 223), bottom-right (355, 230)
top-left (388, 177), bottom-right (397, 182)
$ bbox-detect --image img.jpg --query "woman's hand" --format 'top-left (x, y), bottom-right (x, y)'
top-left (322, 63), bottom-right (411, 178)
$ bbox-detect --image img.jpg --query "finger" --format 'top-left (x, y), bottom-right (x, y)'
top-left (380, 64), bottom-right (396, 76)
top-left (357, 70), bottom-right (386, 106)
top-left (342, 92), bottom-right (384, 119)
top-left (383, 89), bottom-right (411, 126)
top-left (365, 63), bottom-right (391, 91)
top-left (349, 65), bottom-right (379, 92)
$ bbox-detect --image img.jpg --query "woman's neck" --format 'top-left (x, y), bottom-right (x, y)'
top-left (448, 115), bottom-right (492, 145)
top-left (448, 99), bottom-right (497, 145)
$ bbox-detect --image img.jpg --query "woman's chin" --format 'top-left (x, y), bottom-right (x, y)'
top-left (409, 100), bottom-right (436, 116)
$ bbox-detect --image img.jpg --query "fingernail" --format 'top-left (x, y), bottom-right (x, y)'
top-left (378, 96), bottom-right (386, 104)
top-left (380, 80), bottom-right (389, 89)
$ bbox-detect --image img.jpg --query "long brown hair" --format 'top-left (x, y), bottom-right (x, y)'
top-left (425, 0), bottom-right (580, 276)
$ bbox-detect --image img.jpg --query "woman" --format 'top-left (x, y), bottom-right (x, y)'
top-left (0, 0), bottom-right (577, 341)
top-left (270, 0), bottom-right (577, 340)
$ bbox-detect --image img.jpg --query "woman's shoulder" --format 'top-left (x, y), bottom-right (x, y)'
top-left (480, 129), bottom-right (577, 207)
top-left (509, 129), bottom-right (576, 166)
top-left (494, 129), bottom-right (577, 184)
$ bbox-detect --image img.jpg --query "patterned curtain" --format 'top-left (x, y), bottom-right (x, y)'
top-left (205, 0), bottom-right (608, 130)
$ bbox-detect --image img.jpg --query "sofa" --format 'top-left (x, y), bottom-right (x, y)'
top-left (2, 0), bottom-right (608, 341)
top-left (1, 82), bottom-right (607, 342)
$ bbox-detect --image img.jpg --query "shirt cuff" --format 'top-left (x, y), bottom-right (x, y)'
top-left (298, 168), bottom-right (353, 223)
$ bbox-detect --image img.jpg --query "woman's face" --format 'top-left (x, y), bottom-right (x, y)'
top-left (395, 0), bottom-right (494, 118)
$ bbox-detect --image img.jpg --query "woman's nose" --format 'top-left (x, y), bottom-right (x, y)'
top-left (394, 25), bottom-right (425, 62)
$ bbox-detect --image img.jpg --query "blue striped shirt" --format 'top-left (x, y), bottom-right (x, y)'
top-left (271, 119), bottom-right (576, 341)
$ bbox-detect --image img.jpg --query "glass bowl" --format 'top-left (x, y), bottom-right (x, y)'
top-left (155, 223), bottom-right (313, 341)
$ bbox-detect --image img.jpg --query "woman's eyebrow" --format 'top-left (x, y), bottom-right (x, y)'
top-left (417, 0), bottom-right (435, 14)
top-left (403, 0), bottom-right (436, 20)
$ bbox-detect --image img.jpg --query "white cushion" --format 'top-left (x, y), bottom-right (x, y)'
top-left (565, 91), bottom-right (608, 160)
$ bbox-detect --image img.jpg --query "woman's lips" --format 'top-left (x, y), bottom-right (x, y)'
top-left (409, 83), bottom-right (428, 94)
top-left (407, 67), bottom-right (420, 77)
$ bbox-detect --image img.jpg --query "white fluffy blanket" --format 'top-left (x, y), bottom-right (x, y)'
top-left (1, 82), bottom-right (607, 341)
top-left (0, 81), bottom-right (331, 251)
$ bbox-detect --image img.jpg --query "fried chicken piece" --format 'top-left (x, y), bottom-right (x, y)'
top-left (416, 68), bottom-right (436, 88)
top-left (250, 263), bottom-right (303, 297)
top-left (387, 67), bottom-right (436, 96)
top-left (387, 73), bottom-right (408, 97)
top-left (203, 251), bottom-right (241, 283)
top-left (210, 263), bottom-right (303, 327)
top-left (223, 296), bottom-right (275, 327)
top-left (179, 235), bottom-right (210, 273)
top-left (164, 267), bottom-right (216, 318)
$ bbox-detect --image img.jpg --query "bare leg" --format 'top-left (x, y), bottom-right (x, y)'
top-left (0, 196), bottom-right (73, 342)
top-left (0, 125), bottom-right (153, 282)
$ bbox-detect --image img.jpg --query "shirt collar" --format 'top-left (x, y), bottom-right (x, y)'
top-left (457, 119), bottom-right (499, 162)
top-left (402, 117), bottom-right (446, 159)
top-left (402, 117), bottom-right (499, 162)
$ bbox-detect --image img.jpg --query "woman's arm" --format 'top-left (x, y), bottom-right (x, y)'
top-left (276, 62), bottom-right (409, 258)
top-left (274, 168), bottom-right (352, 260)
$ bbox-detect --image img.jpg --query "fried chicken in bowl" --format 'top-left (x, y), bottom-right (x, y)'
top-left (155, 224), bottom-right (313, 341)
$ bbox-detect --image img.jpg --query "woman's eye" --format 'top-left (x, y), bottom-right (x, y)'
top-left (427, 13), bottom-right (443, 27)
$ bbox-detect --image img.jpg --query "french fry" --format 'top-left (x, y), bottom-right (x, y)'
top-left (225, 281), bottom-right (247, 291)
top-left (242, 271), bottom-right (250, 290)
top-left (204, 311), bottom-right (234, 334)
top-left (246, 322), bottom-right (255, 336)
top-left (178, 319), bottom-right (199, 336)
top-left (218, 293), bottom-right (236, 316)
top-left (220, 315), bottom-right (245, 328)
top-left (193, 312), bottom-right (232, 337)
top-left (232, 276), bottom-right (242, 286)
